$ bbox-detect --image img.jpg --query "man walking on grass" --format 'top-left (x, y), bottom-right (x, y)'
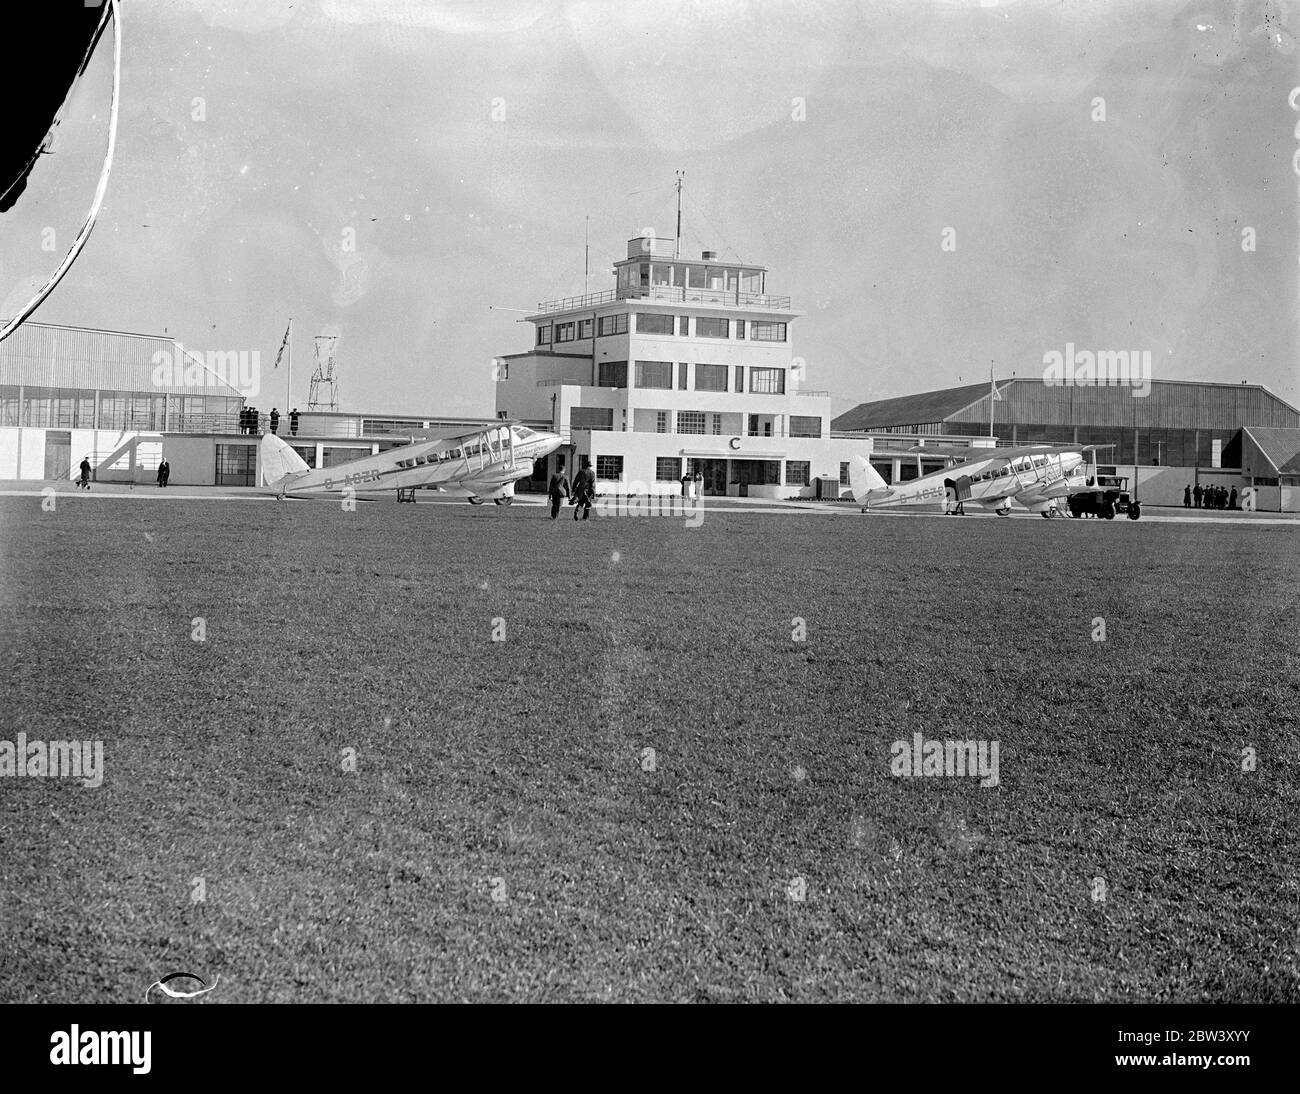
top-left (547, 466), bottom-right (569, 520)
top-left (571, 459), bottom-right (595, 521)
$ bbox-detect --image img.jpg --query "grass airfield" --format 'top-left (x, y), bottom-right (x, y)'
top-left (1, 493), bottom-right (1297, 1002)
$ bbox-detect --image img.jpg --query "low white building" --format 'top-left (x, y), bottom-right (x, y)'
top-left (494, 235), bottom-right (873, 498)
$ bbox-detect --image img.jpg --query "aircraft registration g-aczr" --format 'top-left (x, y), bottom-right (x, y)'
top-left (848, 443), bottom-right (1111, 517)
top-left (258, 423), bottom-right (562, 504)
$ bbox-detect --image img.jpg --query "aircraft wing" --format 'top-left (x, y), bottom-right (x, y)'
top-left (899, 442), bottom-right (1097, 463)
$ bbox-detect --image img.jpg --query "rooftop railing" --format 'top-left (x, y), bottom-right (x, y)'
top-left (535, 284), bottom-right (792, 314)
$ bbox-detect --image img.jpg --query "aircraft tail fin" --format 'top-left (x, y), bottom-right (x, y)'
top-left (260, 433), bottom-right (310, 487)
top-left (849, 455), bottom-right (888, 502)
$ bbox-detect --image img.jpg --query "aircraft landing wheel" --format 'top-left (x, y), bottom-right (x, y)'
top-left (494, 497), bottom-right (513, 506)
top-left (468, 496), bottom-right (485, 506)
top-left (996, 507), bottom-right (1011, 517)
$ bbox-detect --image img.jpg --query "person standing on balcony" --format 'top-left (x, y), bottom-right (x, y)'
top-left (290, 408), bottom-right (300, 437)
top-left (270, 408), bottom-right (280, 435)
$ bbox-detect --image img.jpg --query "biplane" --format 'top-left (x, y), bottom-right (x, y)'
top-left (849, 443), bottom-right (1116, 517)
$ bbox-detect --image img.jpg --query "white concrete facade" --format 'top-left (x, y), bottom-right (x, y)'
top-left (495, 235), bottom-right (874, 497)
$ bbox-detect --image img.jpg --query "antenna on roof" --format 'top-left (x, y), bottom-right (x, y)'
top-left (584, 215), bottom-right (589, 296)
top-left (674, 170), bottom-right (684, 259)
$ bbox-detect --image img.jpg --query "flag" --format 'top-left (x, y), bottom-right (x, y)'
top-left (271, 322), bottom-right (290, 370)
top-left (991, 378), bottom-right (1002, 401)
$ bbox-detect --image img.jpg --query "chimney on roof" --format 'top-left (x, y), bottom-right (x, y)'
top-left (701, 250), bottom-right (716, 260)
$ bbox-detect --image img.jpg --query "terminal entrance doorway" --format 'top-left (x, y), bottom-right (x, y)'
top-left (689, 458), bottom-right (727, 496)
top-left (730, 458), bottom-right (780, 497)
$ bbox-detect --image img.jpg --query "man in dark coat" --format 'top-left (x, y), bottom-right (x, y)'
top-left (571, 460), bottom-right (595, 521)
top-left (1183, 484), bottom-right (1191, 508)
top-left (269, 408), bottom-right (280, 435)
top-left (547, 467), bottom-right (569, 520)
top-left (1193, 483), bottom-right (1202, 508)
top-left (78, 457), bottom-right (91, 490)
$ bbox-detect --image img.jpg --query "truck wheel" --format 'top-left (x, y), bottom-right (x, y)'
top-left (1128, 501), bottom-right (1141, 520)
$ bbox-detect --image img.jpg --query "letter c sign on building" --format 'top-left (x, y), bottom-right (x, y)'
top-left (729, 437), bottom-right (741, 450)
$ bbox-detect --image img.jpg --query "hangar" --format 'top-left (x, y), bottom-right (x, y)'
top-left (0, 321), bottom-right (507, 487)
top-left (833, 378), bottom-right (1300, 511)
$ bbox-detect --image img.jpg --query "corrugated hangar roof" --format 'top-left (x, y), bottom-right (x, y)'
top-left (832, 382), bottom-right (994, 431)
top-left (1243, 426), bottom-right (1300, 475)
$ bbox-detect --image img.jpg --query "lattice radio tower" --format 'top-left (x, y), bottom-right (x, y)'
top-left (307, 335), bottom-right (339, 411)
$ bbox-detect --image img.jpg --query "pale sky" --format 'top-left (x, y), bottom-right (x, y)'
top-left (2, 0), bottom-right (1297, 415)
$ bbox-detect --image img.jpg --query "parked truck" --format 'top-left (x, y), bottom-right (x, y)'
top-left (1067, 474), bottom-right (1141, 520)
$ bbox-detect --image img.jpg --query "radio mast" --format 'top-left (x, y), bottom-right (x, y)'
top-left (307, 335), bottom-right (339, 411)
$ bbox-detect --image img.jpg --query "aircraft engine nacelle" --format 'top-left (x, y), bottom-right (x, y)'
top-left (1021, 497), bottom-right (1060, 517)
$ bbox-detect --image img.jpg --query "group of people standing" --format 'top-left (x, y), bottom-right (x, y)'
top-left (1185, 483), bottom-right (1237, 510)
top-left (239, 407), bottom-right (300, 436)
top-left (548, 461), bottom-right (596, 520)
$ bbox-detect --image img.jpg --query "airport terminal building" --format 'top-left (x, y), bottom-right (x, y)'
top-left (493, 235), bottom-right (873, 497)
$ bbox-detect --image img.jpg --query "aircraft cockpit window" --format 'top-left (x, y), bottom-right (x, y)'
top-left (515, 427), bottom-right (535, 439)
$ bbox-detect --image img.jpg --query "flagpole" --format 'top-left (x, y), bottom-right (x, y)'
top-left (287, 317), bottom-right (293, 416)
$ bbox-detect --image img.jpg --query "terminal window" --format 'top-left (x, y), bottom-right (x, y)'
top-left (656, 457), bottom-right (681, 482)
top-left (790, 415), bottom-right (821, 438)
top-left (677, 411), bottom-right (706, 434)
top-left (695, 363), bottom-right (727, 392)
top-left (636, 313), bottom-right (675, 335)
top-left (571, 407), bottom-right (614, 431)
top-left (839, 461), bottom-right (850, 486)
top-left (678, 316), bottom-right (690, 335)
top-left (598, 361), bottom-right (628, 388)
top-left (786, 461), bottom-right (811, 486)
top-left (750, 321), bottom-right (787, 342)
top-left (696, 317), bottom-right (729, 339)
top-left (749, 368), bottom-right (786, 394)
top-left (214, 443), bottom-right (256, 487)
top-left (597, 314), bottom-right (628, 337)
top-left (656, 411), bottom-right (667, 434)
top-left (635, 360), bottom-right (673, 389)
top-left (578, 318), bottom-right (594, 339)
top-left (595, 455), bottom-right (624, 480)
top-left (536, 324), bottom-right (552, 345)
top-left (555, 322), bottom-right (576, 343)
